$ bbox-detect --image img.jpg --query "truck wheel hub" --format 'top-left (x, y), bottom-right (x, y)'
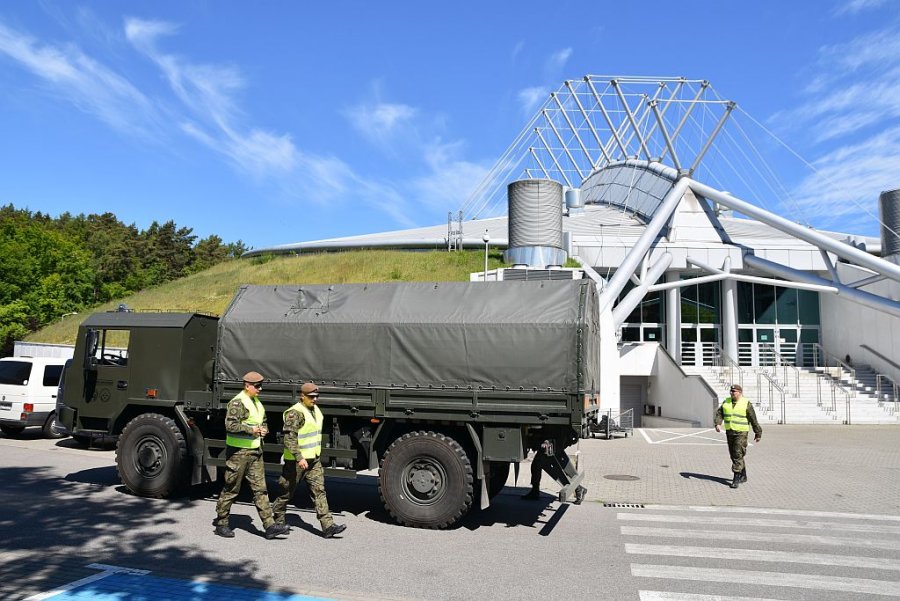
top-left (136, 438), bottom-right (164, 475)
top-left (404, 459), bottom-right (445, 503)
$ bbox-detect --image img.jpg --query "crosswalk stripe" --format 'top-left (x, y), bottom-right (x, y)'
top-left (646, 505), bottom-right (900, 522)
top-left (631, 564), bottom-right (900, 596)
top-left (618, 512), bottom-right (900, 534)
top-left (621, 525), bottom-right (900, 551)
top-left (639, 592), bottom-right (791, 601)
top-left (626, 543), bottom-right (900, 570)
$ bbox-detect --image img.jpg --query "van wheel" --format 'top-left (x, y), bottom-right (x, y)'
top-left (379, 431), bottom-right (473, 529)
top-left (43, 412), bottom-right (67, 439)
top-left (116, 413), bottom-right (188, 498)
top-left (0, 425), bottom-right (25, 437)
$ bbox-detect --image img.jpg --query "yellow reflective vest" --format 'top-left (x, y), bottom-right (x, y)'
top-left (226, 391), bottom-right (266, 449)
top-left (283, 403), bottom-right (323, 460)
top-left (721, 397), bottom-right (750, 432)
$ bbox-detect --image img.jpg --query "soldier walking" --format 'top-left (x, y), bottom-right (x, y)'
top-left (273, 382), bottom-right (346, 538)
top-left (714, 383), bottom-right (762, 489)
top-left (214, 371), bottom-right (289, 539)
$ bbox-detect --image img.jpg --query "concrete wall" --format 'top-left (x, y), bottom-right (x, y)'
top-left (649, 346), bottom-right (717, 427)
top-left (13, 341), bottom-right (75, 359)
top-left (820, 263), bottom-right (900, 382)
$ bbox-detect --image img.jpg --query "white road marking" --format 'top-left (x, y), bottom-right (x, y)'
top-left (617, 512), bottom-right (900, 534)
top-left (637, 428), bottom-right (749, 445)
top-left (645, 504), bottom-right (900, 522)
top-left (631, 564), bottom-right (900, 596)
top-left (621, 525), bottom-right (900, 551)
top-left (626, 543), bottom-right (900, 570)
top-left (24, 564), bottom-right (149, 601)
top-left (640, 592), bottom-right (791, 601)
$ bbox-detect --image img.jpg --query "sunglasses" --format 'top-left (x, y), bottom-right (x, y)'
top-left (250, 382), bottom-right (263, 390)
top-left (307, 393), bottom-right (319, 398)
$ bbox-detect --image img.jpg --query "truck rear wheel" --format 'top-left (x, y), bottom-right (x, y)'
top-left (379, 431), bottom-right (473, 529)
top-left (116, 413), bottom-right (188, 498)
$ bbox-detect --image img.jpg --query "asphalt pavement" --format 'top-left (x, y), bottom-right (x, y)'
top-left (0, 425), bottom-right (898, 601)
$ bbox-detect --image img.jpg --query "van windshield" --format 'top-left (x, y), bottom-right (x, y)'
top-left (0, 361), bottom-right (33, 385)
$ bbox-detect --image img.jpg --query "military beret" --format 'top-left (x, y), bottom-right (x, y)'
top-left (242, 371), bottom-right (265, 384)
top-left (730, 383), bottom-right (743, 392)
top-left (300, 382), bottom-right (319, 395)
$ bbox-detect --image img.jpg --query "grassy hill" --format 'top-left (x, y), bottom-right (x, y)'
top-left (28, 249), bottom-right (504, 345)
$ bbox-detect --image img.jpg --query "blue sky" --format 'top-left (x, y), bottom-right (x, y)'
top-left (0, 0), bottom-right (898, 249)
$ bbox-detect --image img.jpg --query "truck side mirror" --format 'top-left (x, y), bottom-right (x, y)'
top-left (84, 329), bottom-right (99, 370)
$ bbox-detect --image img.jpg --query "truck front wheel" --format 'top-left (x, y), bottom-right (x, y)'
top-left (379, 431), bottom-right (474, 529)
top-left (116, 413), bottom-right (188, 498)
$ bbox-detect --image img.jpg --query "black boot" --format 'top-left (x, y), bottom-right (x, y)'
top-left (214, 524), bottom-right (235, 538)
top-left (264, 523), bottom-right (290, 539)
top-left (574, 485), bottom-right (587, 505)
top-left (521, 487), bottom-right (540, 500)
top-left (322, 523), bottom-right (346, 538)
top-left (730, 473), bottom-right (740, 489)
top-left (740, 468), bottom-right (747, 483)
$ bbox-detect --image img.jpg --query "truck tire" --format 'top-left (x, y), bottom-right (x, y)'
top-left (116, 413), bottom-right (188, 498)
top-left (0, 424), bottom-right (24, 437)
top-left (487, 461), bottom-right (510, 499)
top-left (42, 412), bottom-right (67, 439)
top-left (379, 431), bottom-right (474, 529)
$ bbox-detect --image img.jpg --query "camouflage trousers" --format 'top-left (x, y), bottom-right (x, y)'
top-left (726, 431), bottom-right (749, 473)
top-left (215, 447), bottom-right (275, 529)
top-left (273, 458), bottom-right (334, 530)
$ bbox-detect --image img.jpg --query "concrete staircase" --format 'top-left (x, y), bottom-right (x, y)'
top-left (683, 364), bottom-right (900, 425)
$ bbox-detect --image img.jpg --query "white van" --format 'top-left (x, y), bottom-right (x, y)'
top-left (0, 356), bottom-right (68, 438)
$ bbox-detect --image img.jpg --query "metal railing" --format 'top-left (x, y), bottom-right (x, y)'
top-left (876, 374), bottom-right (899, 415)
top-left (756, 371), bottom-right (786, 424)
top-left (714, 346), bottom-right (744, 391)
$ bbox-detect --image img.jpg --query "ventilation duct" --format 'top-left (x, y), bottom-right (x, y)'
top-left (505, 179), bottom-right (567, 267)
top-left (880, 188), bottom-right (900, 264)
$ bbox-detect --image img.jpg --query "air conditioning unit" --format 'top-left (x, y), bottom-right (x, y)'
top-left (470, 267), bottom-right (584, 282)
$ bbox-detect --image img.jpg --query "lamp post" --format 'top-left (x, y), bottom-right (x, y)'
top-left (482, 230), bottom-right (490, 281)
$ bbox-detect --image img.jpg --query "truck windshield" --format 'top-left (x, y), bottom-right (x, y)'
top-left (0, 361), bottom-right (33, 385)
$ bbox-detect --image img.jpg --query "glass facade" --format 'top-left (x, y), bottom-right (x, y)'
top-left (737, 282), bottom-right (820, 325)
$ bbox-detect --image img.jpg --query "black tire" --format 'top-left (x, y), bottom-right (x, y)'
top-left (379, 431), bottom-right (474, 529)
top-left (42, 412), bottom-right (67, 439)
top-left (116, 413), bottom-right (188, 498)
top-left (487, 461), bottom-right (510, 499)
top-left (0, 424), bottom-right (25, 437)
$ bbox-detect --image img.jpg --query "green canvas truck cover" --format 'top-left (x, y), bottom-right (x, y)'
top-left (216, 280), bottom-right (601, 392)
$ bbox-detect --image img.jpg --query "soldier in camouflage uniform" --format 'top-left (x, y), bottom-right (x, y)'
top-left (715, 383), bottom-right (762, 489)
top-left (214, 371), bottom-right (289, 539)
top-left (273, 382), bottom-right (346, 538)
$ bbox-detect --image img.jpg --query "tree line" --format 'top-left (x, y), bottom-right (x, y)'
top-left (0, 204), bottom-right (248, 355)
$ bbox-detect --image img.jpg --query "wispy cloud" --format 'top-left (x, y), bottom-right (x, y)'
top-left (0, 20), bottom-right (160, 138)
top-left (545, 47), bottom-right (572, 72)
top-left (777, 23), bottom-right (900, 229)
top-left (343, 101), bottom-right (418, 147)
top-left (511, 40), bottom-right (524, 61)
top-left (408, 139), bottom-right (489, 211)
top-left (833, 0), bottom-right (889, 15)
top-left (517, 86), bottom-right (549, 115)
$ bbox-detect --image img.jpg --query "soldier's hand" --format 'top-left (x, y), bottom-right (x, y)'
top-left (754, 435), bottom-right (761, 443)
top-left (715, 424), bottom-right (721, 433)
top-left (260, 426), bottom-right (269, 437)
top-left (299, 458), bottom-right (309, 470)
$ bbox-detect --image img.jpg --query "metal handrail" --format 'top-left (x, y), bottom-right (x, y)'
top-left (809, 342), bottom-right (857, 384)
top-left (714, 345), bottom-right (744, 390)
top-left (757, 371), bottom-right (786, 424)
top-left (876, 374), bottom-right (899, 415)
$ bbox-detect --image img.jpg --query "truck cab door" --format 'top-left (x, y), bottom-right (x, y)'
top-left (85, 328), bottom-right (131, 407)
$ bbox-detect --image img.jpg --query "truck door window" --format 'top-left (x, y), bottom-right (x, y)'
top-left (0, 361), bottom-right (32, 385)
top-left (95, 329), bottom-right (131, 367)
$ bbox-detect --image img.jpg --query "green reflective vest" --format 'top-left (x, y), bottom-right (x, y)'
top-left (226, 391), bottom-right (266, 449)
top-left (283, 402), bottom-right (323, 461)
top-left (721, 397), bottom-right (750, 432)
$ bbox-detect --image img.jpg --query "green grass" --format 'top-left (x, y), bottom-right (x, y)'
top-left (28, 249), bottom-right (506, 345)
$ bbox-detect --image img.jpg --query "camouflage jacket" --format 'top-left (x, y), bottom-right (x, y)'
top-left (225, 391), bottom-right (268, 436)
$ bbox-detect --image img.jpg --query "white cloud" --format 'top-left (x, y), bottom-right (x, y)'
top-left (833, 0), bottom-right (890, 15)
top-left (517, 86), bottom-right (549, 115)
top-left (545, 47), bottom-right (572, 72)
top-left (511, 40), bottom-right (524, 61)
top-left (407, 140), bottom-right (490, 211)
top-left (343, 101), bottom-right (418, 146)
top-left (0, 20), bottom-right (160, 137)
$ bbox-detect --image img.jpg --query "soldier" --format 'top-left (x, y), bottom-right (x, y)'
top-left (521, 439), bottom-right (587, 504)
top-left (715, 383), bottom-right (762, 489)
top-left (273, 382), bottom-right (346, 538)
top-left (214, 371), bottom-right (289, 539)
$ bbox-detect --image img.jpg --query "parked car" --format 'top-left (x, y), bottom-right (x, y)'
top-left (0, 356), bottom-right (69, 438)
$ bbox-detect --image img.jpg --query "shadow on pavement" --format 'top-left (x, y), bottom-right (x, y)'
top-left (680, 471), bottom-right (732, 486)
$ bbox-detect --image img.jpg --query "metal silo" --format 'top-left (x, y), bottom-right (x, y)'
top-left (504, 179), bottom-right (568, 267)
top-left (880, 189), bottom-right (900, 263)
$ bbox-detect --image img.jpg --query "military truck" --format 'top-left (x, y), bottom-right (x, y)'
top-left (58, 280), bottom-right (601, 528)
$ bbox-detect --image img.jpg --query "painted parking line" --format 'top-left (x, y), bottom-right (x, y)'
top-left (637, 428), bottom-right (755, 447)
top-left (28, 564), bottom-right (335, 601)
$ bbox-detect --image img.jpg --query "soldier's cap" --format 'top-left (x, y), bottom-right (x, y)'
top-left (242, 371), bottom-right (265, 385)
top-left (301, 382), bottom-right (319, 395)
top-left (730, 384), bottom-right (743, 392)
